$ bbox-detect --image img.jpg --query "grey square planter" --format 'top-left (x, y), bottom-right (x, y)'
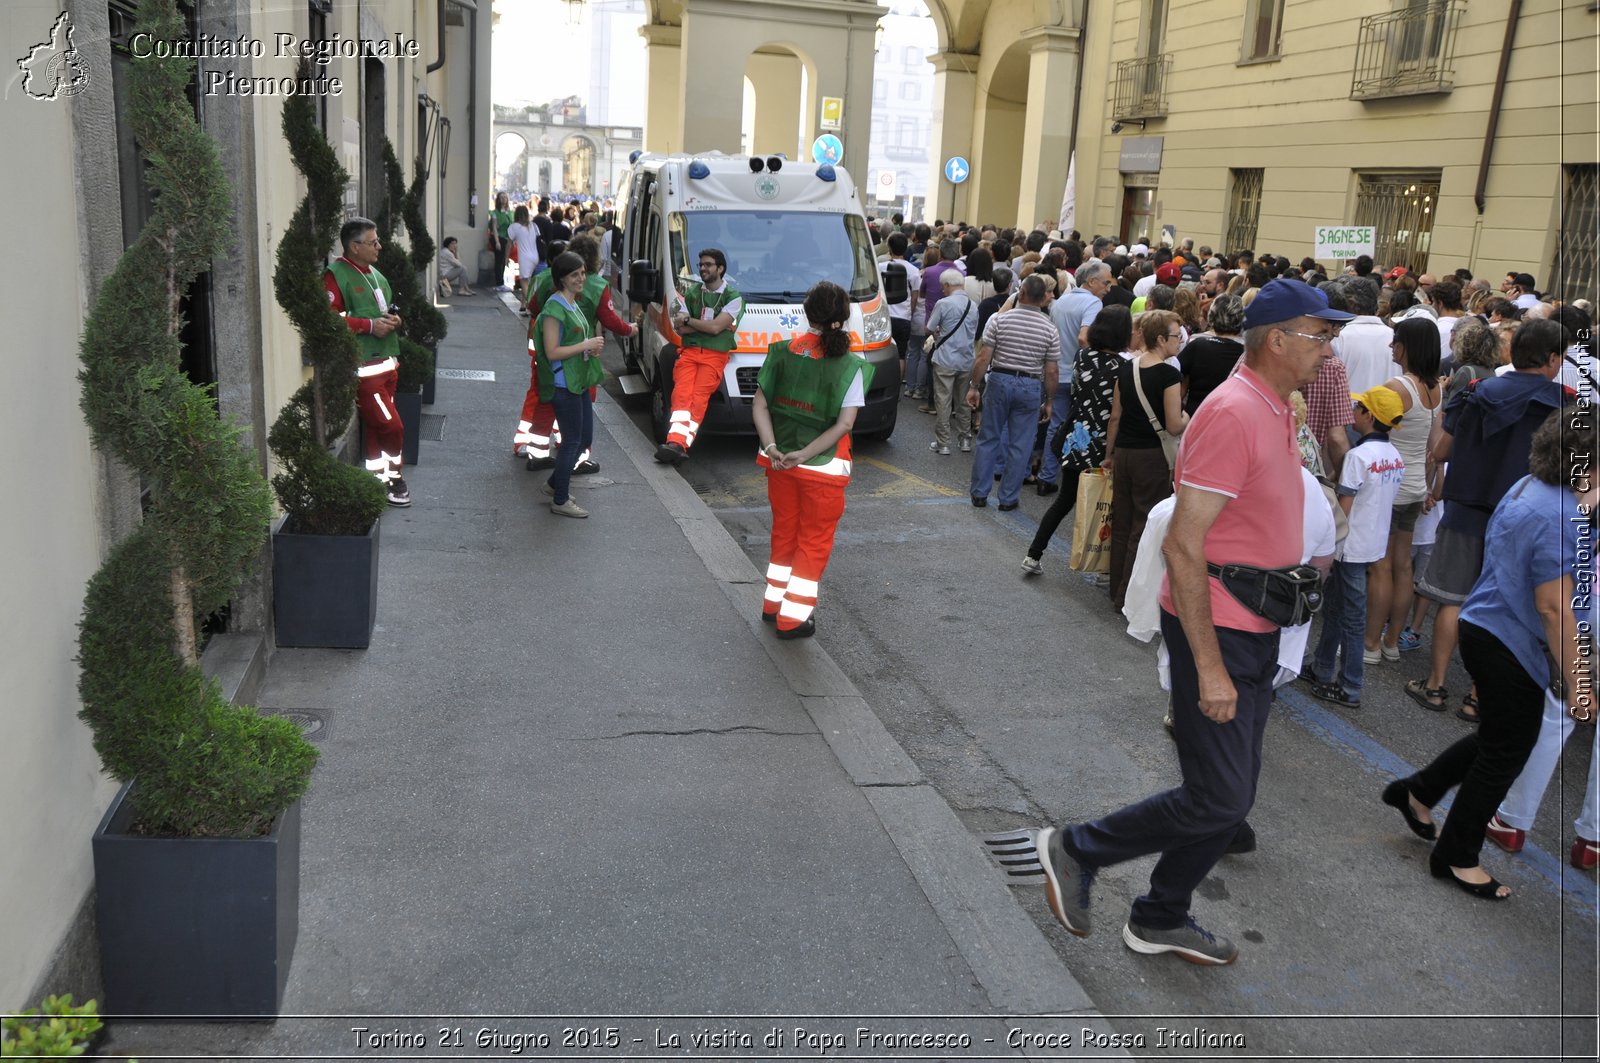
top-left (272, 516), bottom-right (380, 649)
top-left (92, 781), bottom-right (301, 1017)
top-left (395, 389), bottom-right (421, 466)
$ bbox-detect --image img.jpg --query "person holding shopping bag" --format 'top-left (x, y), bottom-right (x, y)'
top-left (751, 282), bottom-right (872, 639)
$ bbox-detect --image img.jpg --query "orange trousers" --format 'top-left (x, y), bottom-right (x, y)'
top-left (762, 468), bottom-right (847, 631)
top-left (666, 346), bottom-right (729, 450)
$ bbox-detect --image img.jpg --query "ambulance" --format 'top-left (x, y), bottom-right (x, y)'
top-left (610, 152), bottom-right (901, 441)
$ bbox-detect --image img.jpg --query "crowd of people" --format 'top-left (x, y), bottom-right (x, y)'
top-left (874, 215), bottom-right (1595, 963)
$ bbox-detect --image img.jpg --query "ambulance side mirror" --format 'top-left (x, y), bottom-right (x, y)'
top-left (628, 259), bottom-right (661, 305)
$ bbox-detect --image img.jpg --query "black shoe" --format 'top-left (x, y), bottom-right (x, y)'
top-left (774, 617), bottom-right (816, 639)
top-left (573, 459), bottom-right (599, 475)
top-left (998, 502), bottom-right (1019, 512)
top-left (1311, 681), bottom-right (1360, 709)
top-left (386, 476), bottom-right (412, 507)
top-left (1036, 481), bottom-right (1059, 497)
top-left (654, 442), bottom-right (687, 465)
top-left (760, 611), bottom-right (776, 624)
top-left (1429, 854), bottom-right (1511, 900)
top-left (1225, 822), bottom-right (1257, 855)
top-left (526, 455), bottom-right (555, 471)
top-left (1381, 779), bottom-right (1437, 841)
top-left (971, 496), bottom-right (988, 507)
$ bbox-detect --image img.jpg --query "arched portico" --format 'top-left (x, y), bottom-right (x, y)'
top-left (743, 43), bottom-right (817, 162)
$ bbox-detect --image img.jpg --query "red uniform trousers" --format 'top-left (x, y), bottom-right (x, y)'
top-left (357, 357), bottom-right (403, 483)
top-left (666, 345), bottom-right (730, 450)
top-left (761, 467), bottom-right (848, 631)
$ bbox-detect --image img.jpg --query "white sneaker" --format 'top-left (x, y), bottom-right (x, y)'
top-left (549, 498), bottom-right (588, 518)
top-left (959, 435), bottom-right (973, 453)
top-left (929, 440), bottom-right (950, 455)
top-left (1020, 556), bottom-right (1042, 576)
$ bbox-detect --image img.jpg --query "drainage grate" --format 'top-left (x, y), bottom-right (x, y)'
top-left (982, 828), bottom-right (1044, 883)
top-left (268, 708), bottom-right (330, 742)
top-left (438, 368), bottom-right (495, 381)
top-left (420, 413), bottom-right (445, 441)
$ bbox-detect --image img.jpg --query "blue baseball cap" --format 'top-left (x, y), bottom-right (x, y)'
top-left (1242, 278), bottom-right (1355, 330)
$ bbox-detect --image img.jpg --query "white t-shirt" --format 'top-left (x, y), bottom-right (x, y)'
top-left (881, 258), bottom-right (921, 323)
top-left (507, 222), bottom-right (540, 279)
top-left (1337, 436), bottom-right (1405, 563)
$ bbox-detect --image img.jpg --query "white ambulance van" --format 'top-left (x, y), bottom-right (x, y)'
top-left (610, 152), bottom-right (900, 440)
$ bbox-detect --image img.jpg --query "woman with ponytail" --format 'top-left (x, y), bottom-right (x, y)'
top-left (751, 281), bottom-right (873, 639)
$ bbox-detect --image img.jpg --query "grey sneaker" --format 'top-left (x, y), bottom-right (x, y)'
top-left (1020, 555), bottom-right (1042, 576)
top-left (959, 434), bottom-right (973, 453)
top-left (1035, 827), bottom-right (1092, 937)
top-left (1122, 916), bottom-right (1238, 966)
top-left (549, 498), bottom-right (589, 518)
top-left (929, 440), bottom-right (950, 455)
top-left (541, 481), bottom-right (556, 496)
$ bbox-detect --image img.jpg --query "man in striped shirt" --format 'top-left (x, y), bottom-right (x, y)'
top-left (966, 274), bottom-right (1061, 509)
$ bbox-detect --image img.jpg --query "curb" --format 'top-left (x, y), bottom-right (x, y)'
top-left (591, 396), bottom-right (1121, 1032)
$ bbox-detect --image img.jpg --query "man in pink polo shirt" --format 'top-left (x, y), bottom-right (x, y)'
top-left (1036, 279), bottom-right (1352, 966)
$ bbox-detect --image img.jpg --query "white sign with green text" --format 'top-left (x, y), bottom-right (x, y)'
top-left (1314, 225), bottom-right (1376, 260)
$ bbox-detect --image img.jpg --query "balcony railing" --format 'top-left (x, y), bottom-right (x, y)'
top-left (1112, 55), bottom-right (1171, 121)
top-left (1350, 0), bottom-right (1463, 101)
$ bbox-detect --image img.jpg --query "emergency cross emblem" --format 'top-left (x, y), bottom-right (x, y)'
top-left (754, 174), bottom-right (780, 200)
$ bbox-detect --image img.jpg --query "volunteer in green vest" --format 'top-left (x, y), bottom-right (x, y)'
top-left (656, 247), bottom-right (745, 465)
top-left (325, 216), bottom-right (410, 507)
top-left (534, 252), bottom-right (607, 518)
top-left (489, 191), bottom-right (513, 291)
top-left (751, 280), bottom-right (872, 638)
top-left (513, 233), bottom-right (636, 470)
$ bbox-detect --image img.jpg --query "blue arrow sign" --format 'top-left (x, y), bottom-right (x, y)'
top-left (811, 134), bottom-right (844, 165)
top-left (944, 156), bottom-right (970, 184)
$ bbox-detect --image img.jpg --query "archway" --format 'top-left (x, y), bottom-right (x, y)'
top-left (561, 133), bottom-right (597, 196)
top-left (971, 36), bottom-right (1027, 225)
top-left (493, 131), bottom-right (529, 198)
top-left (741, 43), bottom-right (816, 163)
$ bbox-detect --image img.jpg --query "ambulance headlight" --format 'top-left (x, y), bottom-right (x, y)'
top-left (861, 300), bottom-right (890, 345)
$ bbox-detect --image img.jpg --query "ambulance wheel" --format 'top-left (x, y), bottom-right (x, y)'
top-left (862, 403), bottom-right (896, 442)
top-left (650, 350), bottom-right (676, 444)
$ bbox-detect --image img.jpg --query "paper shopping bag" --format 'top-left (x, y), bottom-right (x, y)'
top-left (1068, 469), bottom-right (1112, 574)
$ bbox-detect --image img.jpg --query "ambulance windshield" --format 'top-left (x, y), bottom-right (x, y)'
top-left (669, 211), bottom-right (880, 302)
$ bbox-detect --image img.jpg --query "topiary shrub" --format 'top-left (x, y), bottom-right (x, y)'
top-left (375, 141), bottom-right (439, 395)
top-left (75, 0), bottom-right (315, 838)
top-left (1, 994), bottom-right (103, 1058)
top-left (266, 59), bottom-right (387, 538)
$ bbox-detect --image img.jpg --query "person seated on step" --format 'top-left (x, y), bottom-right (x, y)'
top-left (437, 237), bottom-right (475, 296)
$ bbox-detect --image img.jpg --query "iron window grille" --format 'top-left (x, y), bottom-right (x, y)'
top-left (1353, 172), bottom-right (1442, 274)
top-left (1225, 169), bottom-right (1264, 256)
top-left (1350, 0), bottom-right (1464, 100)
top-left (1551, 165), bottom-right (1599, 307)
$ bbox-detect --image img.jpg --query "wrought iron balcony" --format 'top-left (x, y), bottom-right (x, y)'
top-left (1112, 55), bottom-right (1171, 121)
top-left (1350, 0), bottom-right (1463, 101)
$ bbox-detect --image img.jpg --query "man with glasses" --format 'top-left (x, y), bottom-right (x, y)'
top-left (657, 248), bottom-right (744, 465)
top-left (1036, 279), bottom-right (1351, 967)
top-left (326, 217), bottom-right (410, 507)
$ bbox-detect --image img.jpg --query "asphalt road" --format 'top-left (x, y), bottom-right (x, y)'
top-left (599, 349), bottom-right (1599, 1062)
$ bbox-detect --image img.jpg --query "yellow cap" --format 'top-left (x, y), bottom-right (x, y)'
top-left (1350, 385), bottom-right (1404, 428)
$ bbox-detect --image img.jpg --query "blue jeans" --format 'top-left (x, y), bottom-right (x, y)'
top-left (1313, 559), bottom-right (1369, 698)
top-left (549, 387), bottom-right (594, 505)
top-left (968, 371), bottom-right (1042, 505)
top-left (1065, 610), bottom-right (1278, 929)
top-left (904, 334), bottom-right (930, 394)
top-left (1034, 379), bottom-right (1075, 485)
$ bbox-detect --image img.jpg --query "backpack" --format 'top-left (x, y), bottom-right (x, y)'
top-left (880, 260), bottom-right (908, 305)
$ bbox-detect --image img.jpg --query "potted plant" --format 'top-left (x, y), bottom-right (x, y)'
top-left (267, 60), bottom-right (389, 649)
top-left (75, 0), bottom-right (317, 1017)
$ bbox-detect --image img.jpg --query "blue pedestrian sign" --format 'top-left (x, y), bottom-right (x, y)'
top-left (811, 134), bottom-right (844, 165)
top-left (944, 156), bottom-right (970, 184)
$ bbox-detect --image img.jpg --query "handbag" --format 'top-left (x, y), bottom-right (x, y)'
top-left (1207, 562), bottom-right (1325, 628)
top-left (1068, 469), bottom-right (1113, 574)
top-left (1131, 362), bottom-right (1180, 468)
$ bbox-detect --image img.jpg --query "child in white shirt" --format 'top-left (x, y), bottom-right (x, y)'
top-left (1308, 386), bottom-right (1406, 708)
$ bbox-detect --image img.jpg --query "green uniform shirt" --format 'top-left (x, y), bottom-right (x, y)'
top-left (757, 334), bottom-right (873, 470)
top-left (681, 280), bottom-right (744, 354)
top-left (327, 258), bottom-right (399, 362)
top-left (534, 294), bottom-right (606, 399)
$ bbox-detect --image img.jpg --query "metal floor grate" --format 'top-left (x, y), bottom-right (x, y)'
top-left (982, 828), bottom-right (1044, 883)
top-left (420, 413), bottom-right (445, 441)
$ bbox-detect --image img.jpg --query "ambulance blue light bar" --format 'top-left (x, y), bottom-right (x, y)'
top-left (815, 164), bottom-right (836, 182)
top-left (688, 160), bottom-right (711, 179)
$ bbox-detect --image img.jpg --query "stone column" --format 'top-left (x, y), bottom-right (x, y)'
top-left (640, 22), bottom-right (682, 154)
top-left (746, 48), bottom-right (804, 160)
top-left (1015, 25), bottom-right (1080, 233)
top-left (926, 51), bottom-right (978, 223)
top-left (678, 5), bottom-right (744, 155)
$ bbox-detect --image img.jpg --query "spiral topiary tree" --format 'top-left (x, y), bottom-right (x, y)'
top-left (76, 0), bottom-right (315, 837)
top-left (267, 59), bottom-right (387, 536)
top-left (376, 141), bottom-right (435, 392)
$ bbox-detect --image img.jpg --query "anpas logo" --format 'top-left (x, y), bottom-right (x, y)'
top-left (15, 12), bottom-right (90, 101)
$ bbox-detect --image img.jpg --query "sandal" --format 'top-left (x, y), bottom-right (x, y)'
top-left (1430, 854), bottom-right (1511, 900)
top-left (1456, 692), bottom-right (1480, 724)
top-left (1404, 678), bottom-right (1449, 713)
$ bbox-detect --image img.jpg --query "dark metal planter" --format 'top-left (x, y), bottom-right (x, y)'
top-left (395, 389), bottom-right (422, 466)
top-left (92, 781), bottom-right (301, 1018)
top-left (420, 364), bottom-right (437, 405)
top-left (271, 516), bottom-right (380, 649)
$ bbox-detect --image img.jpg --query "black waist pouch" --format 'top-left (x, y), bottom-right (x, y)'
top-left (1207, 562), bottom-right (1325, 628)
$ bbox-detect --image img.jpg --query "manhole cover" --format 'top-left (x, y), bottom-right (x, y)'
top-left (268, 708), bottom-right (329, 742)
top-left (420, 413), bottom-right (445, 441)
top-left (438, 368), bottom-right (495, 381)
